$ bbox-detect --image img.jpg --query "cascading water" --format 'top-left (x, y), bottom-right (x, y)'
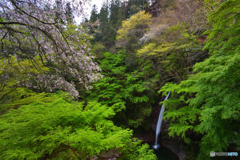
top-left (153, 92), bottom-right (171, 149)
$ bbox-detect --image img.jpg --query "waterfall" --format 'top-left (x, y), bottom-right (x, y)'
top-left (154, 92), bottom-right (171, 149)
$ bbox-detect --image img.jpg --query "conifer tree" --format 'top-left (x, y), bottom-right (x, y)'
top-left (127, 0), bottom-right (149, 17)
top-left (115, 3), bottom-right (127, 30)
top-left (90, 4), bottom-right (99, 23)
top-left (89, 4), bottom-right (100, 43)
top-left (110, 0), bottom-right (121, 26)
top-left (97, 2), bottom-right (111, 46)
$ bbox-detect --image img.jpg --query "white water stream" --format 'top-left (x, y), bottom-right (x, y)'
top-left (153, 92), bottom-right (171, 149)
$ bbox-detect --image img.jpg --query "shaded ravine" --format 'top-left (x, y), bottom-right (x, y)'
top-left (134, 91), bottom-right (185, 160)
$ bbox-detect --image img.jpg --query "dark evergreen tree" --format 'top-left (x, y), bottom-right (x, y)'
top-left (115, 3), bottom-right (127, 30)
top-left (110, 0), bottom-right (121, 26)
top-left (89, 4), bottom-right (100, 43)
top-left (99, 2), bottom-right (109, 24)
top-left (89, 0), bottom-right (150, 49)
top-left (97, 1), bottom-right (116, 47)
top-left (90, 4), bottom-right (99, 23)
top-left (127, 0), bottom-right (149, 17)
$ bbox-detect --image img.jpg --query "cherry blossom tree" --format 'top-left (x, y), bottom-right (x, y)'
top-left (0, 0), bottom-right (102, 98)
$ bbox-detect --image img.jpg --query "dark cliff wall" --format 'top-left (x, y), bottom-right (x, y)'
top-left (145, 0), bottom-right (162, 17)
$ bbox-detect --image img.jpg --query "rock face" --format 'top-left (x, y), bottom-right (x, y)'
top-left (160, 111), bottom-right (186, 160)
top-left (160, 134), bottom-right (185, 160)
top-left (138, 132), bottom-right (155, 143)
top-left (89, 150), bottom-right (123, 160)
top-left (145, 0), bottom-right (162, 17)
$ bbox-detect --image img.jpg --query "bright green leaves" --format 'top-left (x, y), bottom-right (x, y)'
top-left (203, 0), bottom-right (240, 55)
top-left (0, 55), bottom-right (49, 79)
top-left (182, 33), bottom-right (189, 38)
top-left (137, 42), bottom-right (157, 57)
top-left (116, 11), bottom-right (152, 41)
top-left (111, 66), bottom-right (126, 75)
top-left (0, 91), bottom-right (156, 160)
top-left (85, 51), bottom-right (155, 128)
top-left (0, 55), bottom-right (50, 113)
top-left (0, 17), bottom-right (5, 22)
top-left (99, 52), bottom-right (126, 73)
top-left (159, 0), bottom-right (240, 159)
top-left (168, 123), bottom-right (193, 142)
top-left (130, 143), bottom-right (157, 160)
top-left (137, 23), bottom-right (198, 82)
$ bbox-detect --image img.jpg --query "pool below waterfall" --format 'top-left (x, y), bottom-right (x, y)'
top-left (148, 143), bottom-right (179, 160)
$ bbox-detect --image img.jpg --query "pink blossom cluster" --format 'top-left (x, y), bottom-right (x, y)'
top-left (0, 0), bottom-right (103, 97)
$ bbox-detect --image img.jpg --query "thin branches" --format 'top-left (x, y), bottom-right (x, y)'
top-left (0, 86), bottom-right (18, 102)
top-left (10, 0), bottom-right (56, 25)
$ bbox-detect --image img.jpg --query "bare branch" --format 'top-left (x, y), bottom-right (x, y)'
top-left (0, 21), bottom-right (61, 56)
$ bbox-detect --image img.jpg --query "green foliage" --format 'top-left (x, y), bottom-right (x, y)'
top-left (0, 91), bottom-right (157, 160)
top-left (85, 51), bottom-right (156, 128)
top-left (110, 0), bottom-right (121, 26)
top-left (0, 55), bottom-right (50, 113)
top-left (0, 87), bottom-right (49, 114)
top-left (89, 0), bottom-right (150, 49)
top-left (92, 2), bottom-right (116, 48)
top-left (90, 4), bottom-right (99, 23)
top-left (137, 23), bottom-right (199, 84)
top-left (121, 142), bottom-right (157, 160)
top-left (116, 11), bottom-right (152, 52)
top-left (1, 2), bottom-right (160, 160)
top-left (65, 24), bottom-right (92, 48)
top-left (91, 42), bottom-right (107, 59)
top-left (159, 0), bottom-right (240, 159)
top-left (117, 11), bottom-right (152, 41)
top-left (137, 23), bottom-right (196, 57)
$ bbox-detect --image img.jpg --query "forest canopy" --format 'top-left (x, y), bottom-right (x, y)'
top-left (1, 0), bottom-right (240, 159)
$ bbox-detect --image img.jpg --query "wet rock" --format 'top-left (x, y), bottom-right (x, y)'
top-left (97, 149), bottom-right (123, 160)
top-left (160, 120), bottom-right (185, 160)
top-left (138, 132), bottom-right (155, 143)
top-left (161, 141), bottom-right (185, 160)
